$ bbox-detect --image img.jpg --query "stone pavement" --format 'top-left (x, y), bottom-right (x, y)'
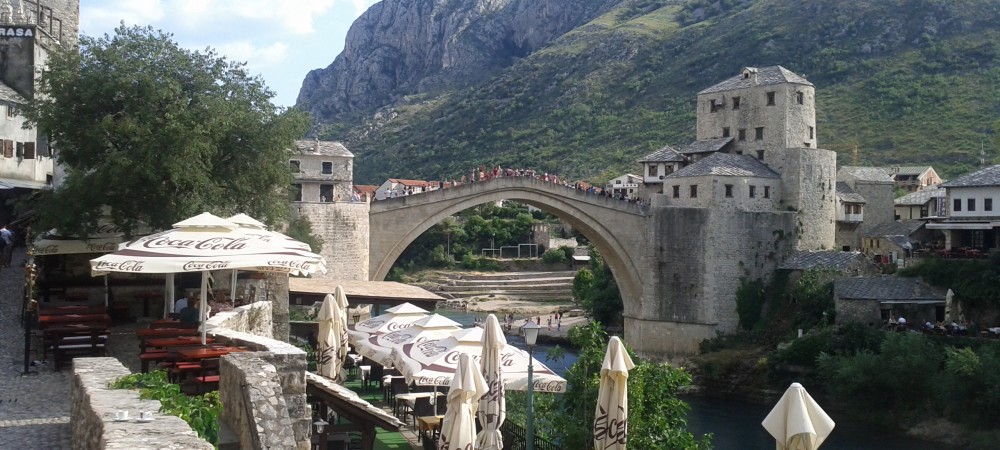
top-left (0, 248), bottom-right (72, 449)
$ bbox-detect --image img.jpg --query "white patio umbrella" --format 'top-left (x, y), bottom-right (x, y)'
top-left (762, 382), bottom-right (835, 450)
top-left (332, 285), bottom-right (351, 382)
top-left (90, 212), bottom-right (326, 344)
top-left (438, 353), bottom-right (487, 450)
top-left (475, 314), bottom-right (507, 450)
top-left (593, 336), bottom-right (634, 450)
top-left (347, 302), bottom-right (429, 346)
top-left (316, 293), bottom-right (339, 379)
top-left (355, 313), bottom-right (461, 367)
top-left (390, 327), bottom-right (567, 393)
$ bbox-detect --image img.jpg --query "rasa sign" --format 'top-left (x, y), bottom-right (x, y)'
top-left (0, 27), bottom-right (34, 39)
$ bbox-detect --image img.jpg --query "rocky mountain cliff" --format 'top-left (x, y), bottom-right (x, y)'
top-left (297, 0), bottom-right (620, 121)
top-left (297, 0), bottom-right (1000, 184)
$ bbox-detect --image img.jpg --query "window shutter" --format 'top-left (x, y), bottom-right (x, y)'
top-left (3, 140), bottom-right (12, 158)
top-left (23, 142), bottom-right (34, 159)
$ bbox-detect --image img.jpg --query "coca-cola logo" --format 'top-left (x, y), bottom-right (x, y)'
top-left (361, 318), bottom-right (386, 329)
top-left (266, 260), bottom-right (314, 270)
top-left (385, 321), bottom-right (411, 332)
top-left (416, 340), bottom-right (448, 357)
top-left (93, 223), bottom-right (127, 234)
top-left (182, 261), bottom-right (231, 270)
top-left (499, 352), bottom-right (517, 367)
top-left (142, 236), bottom-right (250, 251)
top-left (593, 405), bottom-right (627, 445)
top-left (87, 242), bottom-right (118, 252)
top-left (533, 379), bottom-right (566, 392)
top-left (383, 332), bottom-right (414, 344)
top-left (94, 260), bottom-right (145, 272)
top-left (415, 376), bottom-right (452, 386)
top-left (35, 245), bottom-right (59, 255)
top-left (444, 351), bottom-right (483, 365)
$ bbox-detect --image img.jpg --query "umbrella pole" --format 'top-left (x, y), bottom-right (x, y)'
top-left (103, 275), bottom-right (109, 308)
top-left (230, 269), bottom-right (238, 301)
top-left (200, 271), bottom-right (209, 345)
top-left (165, 274), bottom-right (175, 318)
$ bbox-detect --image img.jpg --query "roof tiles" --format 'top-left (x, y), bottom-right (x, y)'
top-left (665, 152), bottom-right (780, 179)
top-left (940, 165), bottom-right (1000, 188)
top-left (699, 66), bottom-right (813, 95)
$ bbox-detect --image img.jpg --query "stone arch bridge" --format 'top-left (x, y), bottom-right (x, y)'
top-left (368, 176), bottom-right (648, 315)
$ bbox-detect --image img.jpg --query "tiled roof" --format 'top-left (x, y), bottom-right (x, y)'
top-left (639, 145), bottom-right (687, 163)
top-left (388, 178), bottom-right (432, 187)
top-left (353, 184), bottom-right (378, 195)
top-left (678, 137), bottom-right (733, 154)
top-left (836, 182), bottom-right (866, 203)
top-left (0, 81), bottom-right (25, 104)
top-left (838, 166), bottom-right (894, 183)
top-left (293, 139), bottom-right (354, 157)
top-left (940, 165), bottom-right (1000, 188)
top-left (883, 166), bottom-right (932, 177)
top-left (665, 152), bottom-right (780, 179)
top-left (834, 277), bottom-right (944, 302)
top-left (698, 66), bottom-right (813, 94)
top-left (895, 187), bottom-right (945, 206)
top-left (865, 220), bottom-right (925, 239)
top-left (779, 251), bottom-right (866, 271)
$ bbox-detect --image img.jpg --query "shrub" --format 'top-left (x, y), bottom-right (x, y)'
top-left (541, 248), bottom-right (568, 264)
top-left (775, 329), bottom-right (833, 368)
top-left (110, 370), bottom-right (221, 444)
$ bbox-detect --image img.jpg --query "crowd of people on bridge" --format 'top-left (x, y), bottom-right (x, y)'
top-left (373, 164), bottom-right (651, 209)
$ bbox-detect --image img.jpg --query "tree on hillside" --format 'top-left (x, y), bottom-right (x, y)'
top-left (24, 25), bottom-right (308, 236)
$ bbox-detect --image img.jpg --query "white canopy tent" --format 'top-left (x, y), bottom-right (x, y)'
top-left (90, 212), bottom-right (326, 343)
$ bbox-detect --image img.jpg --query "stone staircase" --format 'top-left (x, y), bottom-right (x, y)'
top-left (432, 271), bottom-right (576, 302)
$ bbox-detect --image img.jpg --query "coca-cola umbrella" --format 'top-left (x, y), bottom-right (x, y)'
top-left (346, 302), bottom-right (429, 347)
top-left (89, 212), bottom-right (326, 344)
top-left (390, 327), bottom-right (567, 393)
top-left (355, 314), bottom-right (462, 367)
top-left (475, 314), bottom-right (507, 450)
top-left (593, 336), bottom-right (635, 450)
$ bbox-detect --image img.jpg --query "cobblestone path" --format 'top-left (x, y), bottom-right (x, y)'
top-left (0, 249), bottom-right (72, 449)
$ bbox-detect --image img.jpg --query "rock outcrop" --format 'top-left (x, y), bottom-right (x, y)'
top-left (296, 0), bottom-right (619, 122)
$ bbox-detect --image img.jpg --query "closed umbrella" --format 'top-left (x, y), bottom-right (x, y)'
top-left (438, 353), bottom-right (487, 450)
top-left (332, 285), bottom-right (351, 382)
top-left (475, 314), bottom-right (506, 450)
top-left (316, 294), bottom-right (339, 379)
top-left (762, 382), bottom-right (835, 450)
top-left (594, 336), bottom-right (634, 450)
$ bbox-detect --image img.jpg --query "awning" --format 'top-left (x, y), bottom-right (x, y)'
top-left (0, 178), bottom-right (49, 189)
top-left (925, 222), bottom-right (999, 230)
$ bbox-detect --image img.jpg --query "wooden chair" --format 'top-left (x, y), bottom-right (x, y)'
top-left (194, 358), bottom-right (222, 394)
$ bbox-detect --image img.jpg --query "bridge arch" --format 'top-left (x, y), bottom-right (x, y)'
top-left (368, 177), bottom-right (647, 312)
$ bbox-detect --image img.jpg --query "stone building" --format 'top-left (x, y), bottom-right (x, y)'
top-left (836, 166), bottom-right (895, 250)
top-left (895, 187), bottom-right (946, 220)
top-left (882, 165), bottom-right (943, 193)
top-left (926, 164), bottom-right (1000, 251)
top-left (834, 277), bottom-right (945, 325)
top-left (637, 144), bottom-right (686, 196)
top-left (605, 173), bottom-right (641, 199)
top-left (290, 140), bottom-right (370, 281)
top-left (0, 0), bottom-right (79, 218)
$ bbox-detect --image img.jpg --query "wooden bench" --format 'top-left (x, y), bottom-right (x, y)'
top-left (53, 333), bottom-right (108, 370)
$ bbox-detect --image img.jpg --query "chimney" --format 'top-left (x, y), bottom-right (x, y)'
top-left (314, 138), bottom-right (319, 153)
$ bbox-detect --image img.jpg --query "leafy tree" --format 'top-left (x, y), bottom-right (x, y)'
top-left (284, 216), bottom-right (323, 253)
top-left (578, 248), bottom-right (624, 326)
top-left (573, 268), bottom-right (596, 303)
top-left (24, 25), bottom-right (308, 236)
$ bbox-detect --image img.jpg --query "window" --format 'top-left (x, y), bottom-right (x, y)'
top-left (722, 127), bottom-right (730, 138)
top-left (289, 160), bottom-right (300, 173)
top-left (290, 184), bottom-right (302, 202)
top-left (320, 184), bottom-right (334, 202)
top-left (749, 185), bottom-right (756, 198)
top-left (732, 96), bottom-right (740, 109)
top-left (796, 91), bottom-right (804, 104)
top-left (844, 204), bottom-right (851, 215)
top-left (6, 105), bottom-right (15, 117)
top-left (766, 91), bottom-right (775, 105)
top-left (738, 129), bottom-right (746, 141)
top-left (672, 185), bottom-right (680, 198)
top-left (15, 142), bottom-right (22, 159)
top-left (615, 180), bottom-right (622, 184)
top-left (755, 127), bottom-right (764, 140)
top-left (854, 204), bottom-right (862, 214)
top-left (954, 198), bottom-right (962, 212)
top-left (322, 162), bottom-right (333, 174)
top-left (23, 142), bottom-right (34, 159)
top-left (690, 185), bottom-right (698, 198)
top-left (756, 150), bottom-right (765, 160)
top-left (986, 198), bottom-right (993, 212)
top-left (764, 186), bottom-right (770, 198)
top-left (648, 165), bottom-right (658, 177)
top-left (665, 164), bottom-right (674, 175)
top-left (968, 198), bottom-right (976, 212)
top-left (725, 184), bottom-right (733, 198)
top-left (808, 126), bottom-right (814, 139)
top-left (710, 99), bottom-right (723, 112)
top-left (2, 140), bottom-right (11, 158)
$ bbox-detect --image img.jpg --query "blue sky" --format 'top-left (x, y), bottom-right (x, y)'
top-left (80, 0), bottom-right (381, 107)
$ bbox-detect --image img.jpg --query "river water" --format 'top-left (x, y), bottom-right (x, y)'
top-left (436, 309), bottom-right (942, 449)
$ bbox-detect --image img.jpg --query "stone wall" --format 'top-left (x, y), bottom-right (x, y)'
top-left (295, 201), bottom-right (370, 281)
top-left (834, 298), bottom-right (881, 325)
top-left (218, 353), bottom-right (297, 449)
top-left (70, 357), bottom-right (213, 450)
top-left (211, 323), bottom-right (310, 450)
top-left (206, 301), bottom-right (273, 338)
top-left (769, 147), bottom-right (837, 251)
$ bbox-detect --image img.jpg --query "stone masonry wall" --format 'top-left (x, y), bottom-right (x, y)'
top-left (206, 301), bottom-right (273, 338)
top-left (70, 357), bottom-right (212, 450)
top-left (211, 326), bottom-right (310, 450)
top-left (770, 147), bottom-right (837, 251)
top-left (260, 273), bottom-right (290, 341)
top-left (219, 353), bottom-right (297, 450)
top-left (295, 201), bottom-right (370, 280)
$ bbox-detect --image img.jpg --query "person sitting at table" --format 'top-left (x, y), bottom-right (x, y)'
top-left (174, 291), bottom-right (196, 315)
top-left (179, 301), bottom-right (200, 325)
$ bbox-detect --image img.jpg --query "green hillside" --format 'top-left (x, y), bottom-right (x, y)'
top-left (321, 0), bottom-right (1000, 184)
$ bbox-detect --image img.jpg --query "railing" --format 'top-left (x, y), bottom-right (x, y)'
top-left (500, 420), bottom-right (562, 450)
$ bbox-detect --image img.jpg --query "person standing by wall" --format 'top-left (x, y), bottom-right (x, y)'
top-left (0, 225), bottom-right (13, 268)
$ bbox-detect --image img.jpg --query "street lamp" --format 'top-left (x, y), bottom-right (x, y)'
top-left (313, 418), bottom-right (328, 450)
top-left (353, 312), bottom-right (361, 325)
top-left (523, 321), bottom-right (540, 450)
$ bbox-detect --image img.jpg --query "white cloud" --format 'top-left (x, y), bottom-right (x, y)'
top-left (171, 0), bottom-right (338, 35)
top-left (216, 41), bottom-right (289, 68)
top-left (80, 0), bottom-right (166, 34)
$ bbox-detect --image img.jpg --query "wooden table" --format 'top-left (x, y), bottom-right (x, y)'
top-left (395, 392), bottom-right (443, 417)
top-left (137, 327), bottom-right (200, 338)
top-left (175, 346), bottom-right (247, 361)
top-left (38, 313), bottom-right (111, 329)
top-left (145, 336), bottom-right (215, 349)
top-left (417, 415), bottom-right (444, 438)
top-left (38, 305), bottom-right (105, 315)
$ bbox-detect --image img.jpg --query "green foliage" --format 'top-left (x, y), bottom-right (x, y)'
top-left (24, 24), bottom-right (308, 236)
top-left (735, 278), bottom-right (767, 331)
top-left (322, 0), bottom-right (1000, 185)
top-left (541, 248), bottom-right (569, 264)
top-left (572, 268), bottom-right (596, 303)
top-left (899, 255), bottom-right (1000, 308)
top-left (576, 248), bottom-right (624, 326)
top-left (520, 322), bottom-right (712, 449)
top-left (110, 370), bottom-right (221, 444)
top-left (284, 216), bottom-right (323, 253)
